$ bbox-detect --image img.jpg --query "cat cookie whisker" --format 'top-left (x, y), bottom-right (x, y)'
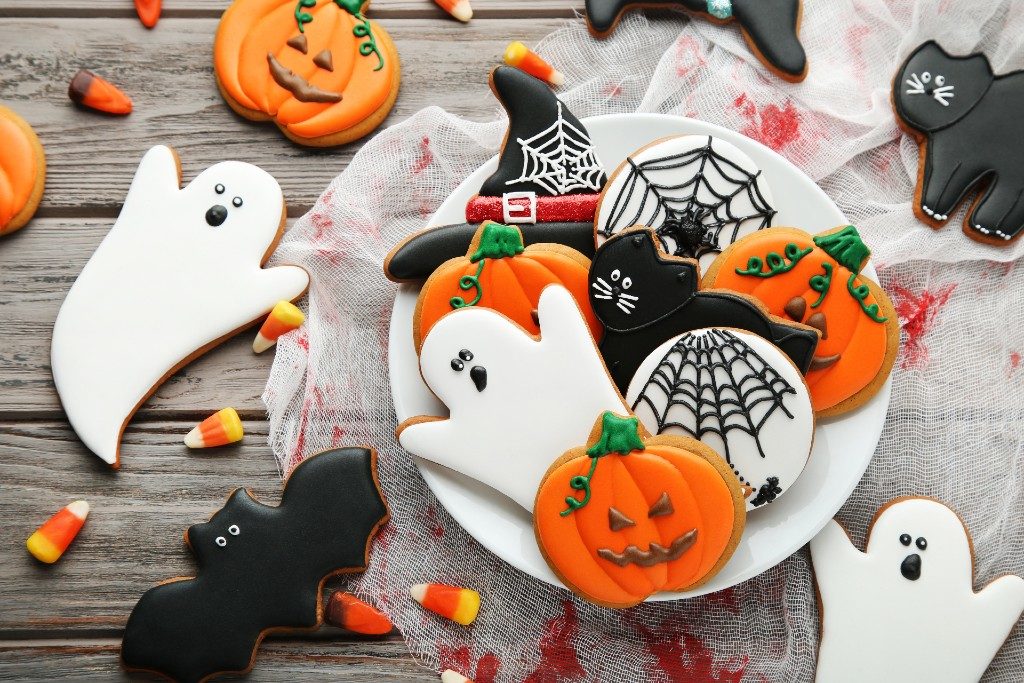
top-left (619, 292), bottom-right (639, 301)
top-left (616, 301), bottom-right (633, 314)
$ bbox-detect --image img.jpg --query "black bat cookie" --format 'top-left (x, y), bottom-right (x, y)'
top-left (584, 0), bottom-right (807, 82)
top-left (384, 66), bottom-right (604, 282)
top-left (121, 447), bottom-right (389, 683)
top-left (590, 228), bottom-right (819, 392)
top-left (894, 41), bottom-right (1024, 244)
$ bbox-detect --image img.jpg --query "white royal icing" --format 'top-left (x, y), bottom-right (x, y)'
top-left (398, 285), bottom-right (627, 511)
top-left (51, 146), bottom-right (309, 466)
top-left (625, 328), bottom-right (813, 511)
top-left (811, 498), bottom-right (1024, 683)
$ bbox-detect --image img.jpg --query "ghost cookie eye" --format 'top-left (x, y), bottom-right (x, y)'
top-left (916, 537), bottom-right (927, 550)
top-left (900, 533), bottom-right (912, 546)
top-left (450, 358), bottom-right (464, 371)
top-left (232, 197), bottom-right (243, 208)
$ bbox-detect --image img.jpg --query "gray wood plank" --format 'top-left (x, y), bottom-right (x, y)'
top-left (0, 639), bottom-right (435, 681)
top-left (0, 17), bottom-right (568, 215)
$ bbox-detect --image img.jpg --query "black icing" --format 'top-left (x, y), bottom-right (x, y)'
top-left (590, 229), bottom-right (818, 391)
top-left (470, 365), bottom-right (488, 392)
top-left (121, 448), bottom-right (388, 683)
top-left (584, 0), bottom-right (806, 79)
top-left (206, 205), bottom-right (228, 227)
top-left (900, 553), bottom-right (922, 581)
top-left (894, 41), bottom-right (1024, 242)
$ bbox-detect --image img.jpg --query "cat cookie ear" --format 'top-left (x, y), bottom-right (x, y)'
top-left (123, 146), bottom-right (182, 218)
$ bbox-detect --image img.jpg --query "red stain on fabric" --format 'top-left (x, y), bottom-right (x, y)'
top-left (412, 136), bottom-right (433, 175)
top-left (734, 94), bottom-right (802, 152)
top-left (423, 505), bottom-right (445, 539)
top-left (523, 601), bottom-right (585, 682)
top-left (674, 35), bottom-right (707, 78)
top-left (845, 24), bottom-right (870, 83)
top-left (1009, 352), bottom-right (1021, 377)
top-left (890, 283), bottom-right (956, 369)
top-left (703, 587), bottom-right (739, 613)
top-left (331, 425), bottom-right (346, 446)
top-left (601, 82), bottom-right (624, 98)
top-left (439, 644), bottom-right (501, 683)
top-left (632, 619), bottom-right (747, 682)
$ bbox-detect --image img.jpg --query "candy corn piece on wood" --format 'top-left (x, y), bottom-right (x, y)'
top-left (325, 592), bottom-right (393, 635)
top-left (68, 70), bottom-right (132, 115)
top-left (185, 408), bottom-right (243, 448)
top-left (434, 0), bottom-right (472, 22)
top-left (253, 300), bottom-right (305, 353)
top-left (411, 583), bottom-right (480, 626)
top-left (26, 500), bottom-right (89, 564)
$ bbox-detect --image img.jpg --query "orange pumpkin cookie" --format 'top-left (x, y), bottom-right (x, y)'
top-left (0, 105), bottom-right (45, 236)
top-left (703, 225), bottom-right (898, 416)
top-left (534, 411), bottom-right (745, 608)
top-left (213, 0), bottom-right (400, 147)
top-left (412, 221), bottom-right (601, 350)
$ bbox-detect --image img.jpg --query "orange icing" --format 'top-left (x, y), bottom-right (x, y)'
top-left (707, 228), bottom-right (892, 413)
top-left (0, 114), bottom-right (38, 230)
top-left (534, 434), bottom-right (739, 608)
top-left (213, 0), bottom-right (395, 139)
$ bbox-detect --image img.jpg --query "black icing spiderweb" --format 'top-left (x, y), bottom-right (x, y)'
top-left (507, 102), bottom-right (606, 196)
top-left (631, 329), bottom-right (796, 462)
top-left (597, 137), bottom-right (776, 260)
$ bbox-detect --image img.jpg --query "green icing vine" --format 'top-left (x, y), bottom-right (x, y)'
top-left (561, 412), bottom-right (645, 517)
top-left (809, 262), bottom-right (833, 308)
top-left (812, 225), bottom-right (870, 273)
top-left (735, 243), bottom-right (813, 278)
top-left (293, 0), bottom-right (384, 71)
top-left (847, 273), bottom-right (887, 322)
top-left (449, 222), bottom-right (525, 310)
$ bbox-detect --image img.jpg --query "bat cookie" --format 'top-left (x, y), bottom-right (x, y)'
top-left (51, 145), bottom-right (309, 467)
top-left (703, 225), bottom-right (898, 416)
top-left (894, 41), bottom-right (1024, 244)
top-left (810, 497), bottom-right (1024, 683)
top-left (214, 0), bottom-right (400, 147)
top-left (0, 105), bottom-right (45, 237)
top-left (384, 66), bottom-right (605, 282)
top-left (398, 285), bottom-right (628, 511)
top-left (590, 227), bottom-right (819, 393)
top-left (121, 447), bottom-right (389, 682)
top-left (584, 0), bottom-right (807, 82)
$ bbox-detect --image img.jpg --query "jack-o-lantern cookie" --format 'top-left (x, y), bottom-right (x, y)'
top-left (0, 105), bottom-right (45, 236)
top-left (703, 225), bottom-right (898, 416)
top-left (534, 411), bottom-right (745, 608)
top-left (214, 0), bottom-right (400, 147)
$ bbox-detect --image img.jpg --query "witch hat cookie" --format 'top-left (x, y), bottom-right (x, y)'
top-left (385, 66), bottom-right (606, 282)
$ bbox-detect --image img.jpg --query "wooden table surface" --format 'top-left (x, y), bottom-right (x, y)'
top-left (0, 2), bottom-right (577, 679)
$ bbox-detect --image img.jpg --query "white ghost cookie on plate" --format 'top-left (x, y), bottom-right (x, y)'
top-left (811, 496), bottom-right (1024, 683)
top-left (397, 285), bottom-right (629, 511)
top-left (51, 145), bottom-right (309, 467)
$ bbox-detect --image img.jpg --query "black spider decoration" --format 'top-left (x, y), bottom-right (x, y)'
top-left (750, 476), bottom-right (783, 507)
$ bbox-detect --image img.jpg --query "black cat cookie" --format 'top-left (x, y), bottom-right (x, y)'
top-left (590, 227), bottom-right (819, 392)
top-left (584, 0), bottom-right (807, 82)
top-left (384, 66), bottom-right (605, 282)
top-left (121, 447), bottom-right (389, 683)
top-left (894, 41), bottom-right (1024, 244)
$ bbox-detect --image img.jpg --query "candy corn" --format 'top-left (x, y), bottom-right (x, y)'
top-left (184, 408), bottom-right (244, 449)
top-left (253, 300), bottom-right (305, 353)
top-left (441, 671), bottom-right (474, 683)
top-left (134, 0), bottom-right (161, 28)
top-left (503, 41), bottom-right (564, 87)
top-left (434, 0), bottom-right (472, 22)
top-left (325, 592), bottom-right (393, 635)
top-left (410, 583), bottom-right (480, 626)
top-left (26, 500), bottom-right (89, 564)
top-left (68, 70), bottom-right (132, 116)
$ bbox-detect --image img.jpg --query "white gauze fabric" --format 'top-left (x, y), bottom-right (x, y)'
top-left (264, 4), bottom-right (1024, 681)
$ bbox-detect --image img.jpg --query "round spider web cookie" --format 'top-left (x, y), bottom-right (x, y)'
top-left (625, 327), bottom-right (814, 511)
top-left (595, 135), bottom-right (776, 272)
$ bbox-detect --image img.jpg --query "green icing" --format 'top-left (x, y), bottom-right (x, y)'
top-left (734, 242), bottom-right (813, 278)
top-left (809, 262), bottom-right (833, 308)
top-left (812, 225), bottom-right (870, 273)
top-left (561, 412), bottom-right (645, 517)
top-left (449, 223), bottom-right (525, 311)
top-left (449, 260), bottom-right (485, 309)
top-left (847, 273), bottom-right (887, 322)
top-left (293, 0), bottom-right (385, 71)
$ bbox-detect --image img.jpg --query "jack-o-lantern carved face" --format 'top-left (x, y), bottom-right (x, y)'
top-left (703, 225), bottom-right (899, 416)
top-left (534, 412), bottom-right (745, 608)
top-left (214, 0), bottom-right (399, 145)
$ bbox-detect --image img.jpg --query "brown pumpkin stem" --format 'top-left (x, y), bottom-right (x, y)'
top-left (812, 225), bottom-right (870, 274)
top-left (469, 221), bottom-right (526, 263)
top-left (561, 413), bottom-right (645, 517)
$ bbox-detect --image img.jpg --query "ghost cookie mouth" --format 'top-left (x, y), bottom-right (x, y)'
top-left (900, 553), bottom-right (922, 581)
top-left (266, 54), bottom-right (342, 103)
top-left (597, 528), bottom-right (698, 568)
top-left (449, 348), bottom-right (486, 392)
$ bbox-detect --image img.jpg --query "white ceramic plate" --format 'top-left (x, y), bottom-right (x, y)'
top-left (388, 113), bottom-right (891, 599)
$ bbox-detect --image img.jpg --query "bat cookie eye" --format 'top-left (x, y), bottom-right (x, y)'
top-left (916, 537), bottom-right (927, 550)
top-left (921, 71), bottom-right (931, 83)
top-left (899, 533), bottom-right (912, 546)
top-left (451, 358), bottom-right (464, 371)
top-left (935, 75), bottom-right (945, 86)
top-left (228, 524), bottom-right (240, 535)
top-left (459, 349), bottom-right (473, 361)
top-left (215, 183), bottom-right (225, 194)
top-left (232, 197), bottom-right (243, 208)
top-left (215, 536), bottom-right (227, 547)
top-left (610, 269), bottom-right (621, 282)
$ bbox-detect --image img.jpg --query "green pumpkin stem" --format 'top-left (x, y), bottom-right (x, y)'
top-left (561, 412), bottom-right (645, 517)
top-left (812, 225), bottom-right (870, 274)
top-left (469, 222), bottom-right (526, 263)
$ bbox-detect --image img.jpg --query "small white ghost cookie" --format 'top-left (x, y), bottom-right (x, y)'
top-left (397, 285), bottom-right (628, 511)
top-left (811, 497), bottom-right (1024, 683)
top-left (51, 145), bottom-right (309, 467)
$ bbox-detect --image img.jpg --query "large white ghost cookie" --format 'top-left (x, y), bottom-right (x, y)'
top-left (811, 497), bottom-right (1024, 683)
top-left (397, 285), bottom-right (628, 511)
top-left (51, 145), bottom-right (309, 467)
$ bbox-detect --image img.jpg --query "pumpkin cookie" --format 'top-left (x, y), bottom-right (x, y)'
top-left (703, 225), bottom-right (898, 416)
top-left (0, 105), bottom-right (45, 236)
top-left (213, 0), bottom-right (400, 147)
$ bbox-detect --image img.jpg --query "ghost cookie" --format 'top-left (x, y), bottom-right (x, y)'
top-left (534, 411), bottom-right (745, 608)
top-left (214, 0), bottom-right (400, 147)
top-left (51, 145), bottom-right (309, 467)
top-left (703, 225), bottom-right (898, 416)
top-left (894, 41), bottom-right (1024, 244)
top-left (596, 135), bottom-right (776, 272)
top-left (122, 447), bottom-right (389, 682)
top-left (591, 227), bottom-right (819, 393)
top-left (810, 497), bottom-right (1024, 683)
top-left (0, 105), bottom-right (45, 237)
top-left (626, 328), bottom-right (813, 510)
top-left (584, 0), bottom-right (807, 82)
top-left (398, 285), bottom-right (629, 511)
